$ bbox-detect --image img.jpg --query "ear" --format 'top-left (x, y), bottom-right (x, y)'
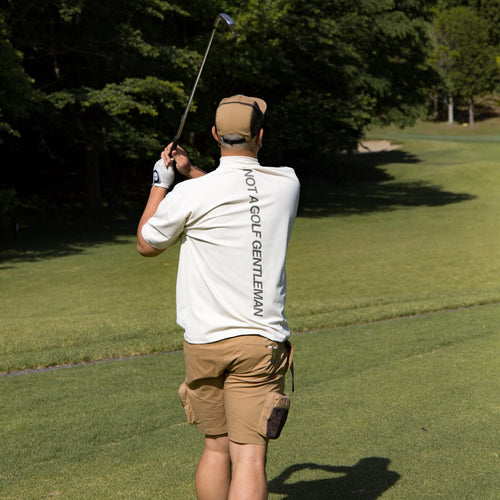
top-left (255, 129), bottom-right (264, 147)
top-left (211, 126), bottom-right (220, 144)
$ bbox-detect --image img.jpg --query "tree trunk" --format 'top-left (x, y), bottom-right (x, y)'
top-left (468, 97), bottom-right (475, 128)
top-left (447, 94), bottom-right (454, 124)
top-left (84, 145), bottom-right (102, 209)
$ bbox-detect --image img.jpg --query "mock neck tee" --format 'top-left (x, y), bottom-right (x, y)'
top-left (142, 156), bottom-right (300, 344)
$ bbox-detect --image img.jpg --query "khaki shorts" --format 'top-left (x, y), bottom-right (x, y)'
top-left (178, 335), bottom-right (292, 445)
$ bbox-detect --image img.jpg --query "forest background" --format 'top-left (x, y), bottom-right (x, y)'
top-left (1, 0), bottom-right (499, 220)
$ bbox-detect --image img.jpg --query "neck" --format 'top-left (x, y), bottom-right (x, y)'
top-left (220, 149), bottom-right (258, 158)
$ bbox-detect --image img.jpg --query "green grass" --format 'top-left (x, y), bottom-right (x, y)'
top-left (290, 135), bottom-right (500, 330)
top-left (0, 119), bottom-right (499, 498)
top-left (1, 119), bottom-right (500, 372)
top-left (0, 240), bottom-right (183, 372)
top-left (1, 305), bottom-right (498, 499)
top-left (368, 115), bottom-right (500, 138)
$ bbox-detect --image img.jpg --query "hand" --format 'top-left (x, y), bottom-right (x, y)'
top-left (152, 158), bottom-right (175, 189)
top-left (161, 143), bottom-right (193, 178)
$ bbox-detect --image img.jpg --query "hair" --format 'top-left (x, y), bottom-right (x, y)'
top-left (220, 133), bottom-right (254, 151)
top-left (250, 104), bottom-right (265, 136)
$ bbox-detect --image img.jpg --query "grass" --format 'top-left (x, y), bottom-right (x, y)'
top-left (1, 119), bottom-right (500, 371)
top-left (0, 118), bottom-right (499, 498)
top-left (0, 306), bottom-right (498, 499)
top-left (0, 240), bottom-right (182, 372)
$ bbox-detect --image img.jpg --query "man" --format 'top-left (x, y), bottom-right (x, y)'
top-left (137, 95), bottom-right (300, 500)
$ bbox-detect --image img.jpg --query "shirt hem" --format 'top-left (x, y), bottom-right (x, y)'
top-left (183, 329), bottom-right (290, 345)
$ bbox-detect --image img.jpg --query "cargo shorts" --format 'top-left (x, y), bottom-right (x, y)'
top-left (178, 335), bottom-right (292, 445)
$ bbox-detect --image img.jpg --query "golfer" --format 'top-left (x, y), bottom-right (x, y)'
top-left (137, 95), bottom-right (300, 500)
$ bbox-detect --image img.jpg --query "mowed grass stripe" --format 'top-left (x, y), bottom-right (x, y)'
top-left (1, 301), bottom-right (495, 378)
top-left (0, 305), bottom-right (498, 499)
top-left (1, 127), bottom-right (500, 371)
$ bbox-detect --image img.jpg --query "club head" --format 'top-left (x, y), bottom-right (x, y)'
top-left (215, 12), bottom-right (236, 34)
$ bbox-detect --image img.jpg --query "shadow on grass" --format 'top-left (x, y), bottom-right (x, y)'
top-left (297, 149), bottom-right (476, 217)
top-left (0, 205), bottom-right (139, 267)
top-left (1, 148), bottom-right (477, 263)
top-left (268, 458), bottom-right (400, 499)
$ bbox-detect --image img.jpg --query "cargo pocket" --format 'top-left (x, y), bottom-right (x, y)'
top-left (259, 392), bottom-right (290, 439)
top-left (178, 382), bottom-right (196, 425)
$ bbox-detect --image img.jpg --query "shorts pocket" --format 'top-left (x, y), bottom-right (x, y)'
top-left (178, 381), bottom-right (196, 425)
top-left (258, 392), bottom-right (290, 439)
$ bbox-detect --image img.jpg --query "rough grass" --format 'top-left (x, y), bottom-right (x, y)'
top-left (1, 120), bottom-right (500, 372)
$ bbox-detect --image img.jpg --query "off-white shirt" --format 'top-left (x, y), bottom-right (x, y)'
top-left (142, 156), bottom-right (300, 344)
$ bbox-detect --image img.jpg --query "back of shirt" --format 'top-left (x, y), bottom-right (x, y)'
top-left (142, 156), bottom-right (300, 344)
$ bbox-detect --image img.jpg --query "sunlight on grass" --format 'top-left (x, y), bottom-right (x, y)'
top-left (1, 119), bottom-right (499, 499)
top-left (1, 122), bottom-right (500, 371)
top-left (1, 305), bottom-right (498, 499)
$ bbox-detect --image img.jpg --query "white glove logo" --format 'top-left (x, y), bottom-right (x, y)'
top-left (152, 158), bottom-right (175, 189)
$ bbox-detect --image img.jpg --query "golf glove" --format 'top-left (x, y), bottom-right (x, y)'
top-left (152, 158), bottom-right (175, 189)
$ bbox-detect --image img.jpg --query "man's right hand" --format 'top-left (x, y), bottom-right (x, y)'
top-left (161, 143), bottom-right (206, 179)
top-left (162, 143), bottom-right (192, 177)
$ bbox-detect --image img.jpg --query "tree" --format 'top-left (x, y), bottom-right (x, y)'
top-left (211, 0), bottom-right (438, 167)
top-left (428, 11), bottom-right (457, 123)
top-left (4, 0), bottom-right (197, 207)
top-left (0, 10), bottom-right (33, 143)
top-left (437, 0), bottom-right (500, 47)
top-left (2, 0), bottom-right (440, 202)
top-left (432, 6), bottom-right (497, 126)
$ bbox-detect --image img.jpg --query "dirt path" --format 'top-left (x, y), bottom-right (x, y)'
top-left (357, 140), bottom-right (402, 153)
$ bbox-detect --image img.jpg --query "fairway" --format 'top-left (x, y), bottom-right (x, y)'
top-left (1, 305), bottom-right (498, 499)
top-left (1, 121), bottom-right (500, 498)
top-left (1, 125), bottom-right (500, 371)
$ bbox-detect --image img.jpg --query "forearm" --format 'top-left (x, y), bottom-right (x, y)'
top-left (137, 186), bottom-right (168, 256)
top-left (160, 146), bottom-right (206, 179)
top-left (137, 144), bottom-right (205, 256)
top-left (185, 164), bottom-right (206, 178)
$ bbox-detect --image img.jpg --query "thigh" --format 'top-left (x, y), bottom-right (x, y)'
top-left (182, 341), bottom-right (227, 436)
top-left (224, 336), bottom-right (289, 445)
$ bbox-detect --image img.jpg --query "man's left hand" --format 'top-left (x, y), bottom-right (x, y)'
top-left (152, 158), bottom-right (175, 189)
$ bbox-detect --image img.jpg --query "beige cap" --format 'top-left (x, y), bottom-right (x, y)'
top-left (215, 95), bottom-right (267, 143)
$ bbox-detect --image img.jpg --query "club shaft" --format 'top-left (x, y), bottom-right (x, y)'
top-left (173, 20), bottom-right (221, 146)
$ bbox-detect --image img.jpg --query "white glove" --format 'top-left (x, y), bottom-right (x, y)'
top-left (152, 158), bottom-right (175, 189)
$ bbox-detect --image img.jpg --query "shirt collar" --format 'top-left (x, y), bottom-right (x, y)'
top-left (217, 156), bottom-right (260, 169)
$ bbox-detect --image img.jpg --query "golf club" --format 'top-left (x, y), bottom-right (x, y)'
top-left (170, 12), bottom-right (236, 158)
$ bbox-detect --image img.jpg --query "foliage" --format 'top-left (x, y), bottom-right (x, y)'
top-left (431, 6), bottom-right (497, 103)
top-left (0, 188), bottom-right (19, 217)
top-left (7, 0), bottom-right (196, 143)
top-left (1, 0), bottom-right (203, 205)
top-left (217, 0), bottom-right (438, 165)
top-left (437, 0), bottom-right (500, 47)
top-left (0, 0), bottom-right (460, 202)
top-left (0, 10), bottom-right (34, 142)
top-left (44, 76), bottom-right (187, 158)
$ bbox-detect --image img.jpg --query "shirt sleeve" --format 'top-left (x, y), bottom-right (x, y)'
top-left (141, 190), bottom-right (190, 249)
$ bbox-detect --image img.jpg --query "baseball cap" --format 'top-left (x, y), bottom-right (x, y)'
top-left (215, 94), bottom-right (267, 143)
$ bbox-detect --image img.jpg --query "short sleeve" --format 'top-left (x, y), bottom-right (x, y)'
top-left (141, 191), bottom-right (190, 249)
